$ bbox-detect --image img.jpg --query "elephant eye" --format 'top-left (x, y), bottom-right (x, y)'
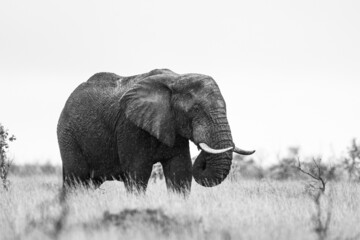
top-left (193, 105), bottom-right (200, 113)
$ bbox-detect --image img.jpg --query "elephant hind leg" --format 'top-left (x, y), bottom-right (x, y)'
top-left (63, 173), bottom-right (104, 189)
top-left (60, 139), bottom-right (95, 189)
top-left (63, 168), bottom-right (91, 189)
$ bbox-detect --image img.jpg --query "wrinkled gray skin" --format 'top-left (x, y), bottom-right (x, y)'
top-left (57, 69), bottom-right (254, 194)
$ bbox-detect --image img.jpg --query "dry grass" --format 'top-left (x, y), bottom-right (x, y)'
top-left (1, 176), bottom-right (360, 240)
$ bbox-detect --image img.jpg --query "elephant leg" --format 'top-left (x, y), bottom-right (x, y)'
top-left (63, 161), bottom-right (92, 189)
top-left (63, 167), bottom-right (104, 190)
top-left (60, 140), bottom-right (97, 189)
top-left (121, 160), bottom-right (153, 194)
top-left (161, 152), bottom-right (192, 196)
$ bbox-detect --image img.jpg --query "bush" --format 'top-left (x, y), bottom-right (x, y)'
top-left (229, 145), bottom-right (353, 181)
top-left (9, 163), bottom-right (61, 177)
top-left (342, 138), bottom-right (360, 181)
top-left (0, 123), bottom-right (15, 190)
top-left (230, 156), bottom-right (264, 180)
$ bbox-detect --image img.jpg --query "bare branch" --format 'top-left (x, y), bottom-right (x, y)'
top-left (297, 158), bottom-right (326, 192)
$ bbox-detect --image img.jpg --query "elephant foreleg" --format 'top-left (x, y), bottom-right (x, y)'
top-left (121, 161), bottom-right (153, 194)
top-left (161, 152), bottom-right (192, 196)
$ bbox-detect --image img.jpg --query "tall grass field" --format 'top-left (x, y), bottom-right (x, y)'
top-left (1, 175), bottom-right (359, 240)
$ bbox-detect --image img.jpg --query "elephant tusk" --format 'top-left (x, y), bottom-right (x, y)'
top-left (199, 143), bottom-right (233, 154)
top-left (234, 147), bottom-right (255, 155)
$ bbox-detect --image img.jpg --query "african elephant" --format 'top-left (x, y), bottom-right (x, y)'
top-left (57, 69), bottom-right (254, 194)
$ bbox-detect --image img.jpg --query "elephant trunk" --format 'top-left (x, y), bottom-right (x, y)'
top-left (192, 116), bottom-right (234, 187)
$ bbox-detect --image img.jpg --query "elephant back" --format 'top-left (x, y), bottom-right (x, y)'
top-left (87, 72), bottom-right (122, 88)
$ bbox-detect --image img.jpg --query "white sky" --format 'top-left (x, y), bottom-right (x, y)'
top-left (1, 0), bottom-right (359, 165)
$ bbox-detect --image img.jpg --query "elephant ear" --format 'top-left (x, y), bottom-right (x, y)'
top-left (120, 77), bottom-right (175, 147)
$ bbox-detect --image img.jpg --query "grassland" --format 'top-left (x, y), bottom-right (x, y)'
top-left (1, 175), bottom-right (360, 240)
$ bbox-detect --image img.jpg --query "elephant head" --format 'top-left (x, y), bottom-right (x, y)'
top-left (120, 69), bottom-right (254, 187)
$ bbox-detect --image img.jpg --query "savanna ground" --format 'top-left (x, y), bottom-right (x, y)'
top-left (1, 173), bottom-right (360, 240)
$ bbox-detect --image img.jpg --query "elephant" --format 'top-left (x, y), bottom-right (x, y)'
top-left (57, 69), bottom-right (254, 194)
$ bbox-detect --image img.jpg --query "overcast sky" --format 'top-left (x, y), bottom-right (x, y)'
top-left (1, 0), bottom-right (359, 165)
